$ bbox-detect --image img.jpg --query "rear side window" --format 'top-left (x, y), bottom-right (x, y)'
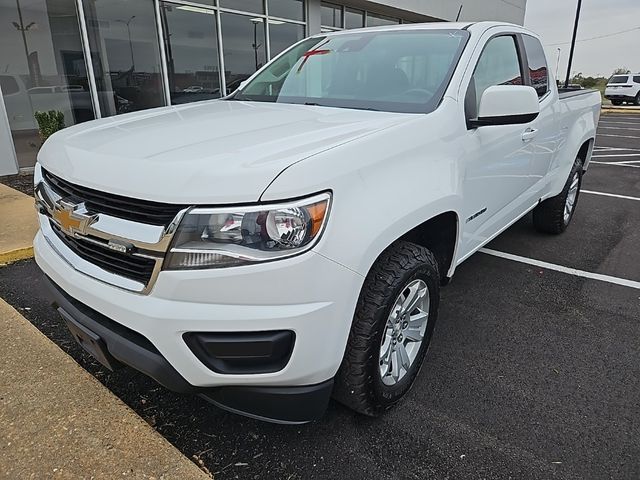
top-left (609, 76), bottom-right (629, 84)
top-left (634, 76), bottom-right (640, 84)
top-left (0, 75), bottom-right (19, 95)
top-left (522, 35), bottom-right (549, 98)
top-left (466, 35), bottom-right (523, 118)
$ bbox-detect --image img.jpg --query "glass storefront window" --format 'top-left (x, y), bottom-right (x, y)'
top-left (269, 21), bottom-right (305, 57)
top-left (160, 3), bottom-right (222, 104)
top-left (82, 0), bottom-right (165, 117)
top-left (0, 0), bottom-right (94, 169)
top-left (321, 2), bottom-right (342, 29)
top-left (366, 12), bottom-right (400, 27)
top-left (219, 0), bottom-right (264, 15)
top-left (268, 0), bottom-right (304, 21)
top-left (344, 7), bottom-right (364, 29)
top-left (219, 12), bottom-right (267, 94)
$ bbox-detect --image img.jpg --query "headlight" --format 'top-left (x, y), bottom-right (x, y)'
top-left (164, 192), bottom-right (331, 269)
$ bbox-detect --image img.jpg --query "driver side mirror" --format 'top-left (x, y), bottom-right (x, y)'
top-left (468, 85), bottom-right (540, 129)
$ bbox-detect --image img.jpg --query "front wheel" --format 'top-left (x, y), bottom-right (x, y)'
top-left (333, 241), bottom-right (440, 416)
top-left (634, 93), bottom-right (640, 106)
top-left (611, 99), bottom-right (623, 106)
top-left (533, 157), bottom-right (583, 234)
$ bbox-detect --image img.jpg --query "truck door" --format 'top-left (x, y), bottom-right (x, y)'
top-left (461, 34), bottom-right (536, 256)
top-left (520, 34), bottom-right (556, 190)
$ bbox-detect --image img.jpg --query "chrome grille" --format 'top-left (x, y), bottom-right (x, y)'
top-left (50, 222), bottom-right (156, 285)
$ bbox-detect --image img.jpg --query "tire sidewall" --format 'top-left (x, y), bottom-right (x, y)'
top-left (562, 160), bottom-right (583, 227)
top-left (370, 263), bottom-right (440, 407)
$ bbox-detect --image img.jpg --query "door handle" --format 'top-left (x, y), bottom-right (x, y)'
top-left (522, 128), bottom-right (539, 142)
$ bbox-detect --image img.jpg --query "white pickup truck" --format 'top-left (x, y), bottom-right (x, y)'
top-left (34, 22), bottom-right (601, 424)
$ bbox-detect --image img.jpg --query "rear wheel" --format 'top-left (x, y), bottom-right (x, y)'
top-left (533, 157), bottom-right (583, 234)
top-left (634, 93), bottom-right (640, 106)
top-left (333, 241), bottom-right (440, 416)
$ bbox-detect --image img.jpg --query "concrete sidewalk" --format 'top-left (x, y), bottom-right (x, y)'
top-left (0, 183), bottom-right (38, 264)
top-left (0, 298), bottom-right (209, 479)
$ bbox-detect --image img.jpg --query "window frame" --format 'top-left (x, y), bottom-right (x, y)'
top-left (464, 33), bottom-right (528, 125)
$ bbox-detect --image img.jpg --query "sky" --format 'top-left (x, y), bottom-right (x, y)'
top-left (524, 0), bottom-right (640, 79)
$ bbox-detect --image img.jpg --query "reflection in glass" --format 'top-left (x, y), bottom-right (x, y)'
top-left (160, 3), bottom-right (221, 104)
top-left (0, 0), bottom-right (94, 168)
top-left (366, 13), bottom-right (400, 27)
top-left (219, 0), bottom-right (263, 14)
top-left (219, 12), bottom-right (267, 95)
top-left (344, 8), bottom-right (364, 29)
top-left (522, 35), bottom-right (549, 98)
top-left (269, 22), bottom-right (305, 58)
top-left (83, 0), bottom-right (165, 116)
top-left (321, 2), bottom-right (342, 28)
top-left (268, 0), bottom-right (304, 21)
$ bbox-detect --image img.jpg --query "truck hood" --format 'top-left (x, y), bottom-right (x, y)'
top-left (38, 100), bottom-right (411, 204)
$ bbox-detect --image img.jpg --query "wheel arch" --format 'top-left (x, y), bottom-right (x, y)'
top-left (578, 137), bottom-right (595, 171)
top-left (399, 211), bottom-right (459, 284)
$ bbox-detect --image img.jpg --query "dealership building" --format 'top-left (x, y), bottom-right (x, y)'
top-left (0, 0), bottom-right (527, 175)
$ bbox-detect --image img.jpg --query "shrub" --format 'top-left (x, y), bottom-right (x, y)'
top-left (34, 110), bottom-right (65, 142)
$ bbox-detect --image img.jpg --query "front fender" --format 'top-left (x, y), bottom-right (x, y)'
top-left (261, 111), bottom-right (464, 278)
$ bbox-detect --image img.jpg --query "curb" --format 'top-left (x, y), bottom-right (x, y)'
top-left (0, 246), bottom-right (34, 265)
top-left (0, 298), bottom-right (211, 479)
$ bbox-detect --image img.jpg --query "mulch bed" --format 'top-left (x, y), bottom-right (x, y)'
top-left (0, 173), bottom-right (34, 197)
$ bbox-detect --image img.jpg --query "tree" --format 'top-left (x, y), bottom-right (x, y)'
top-left (612, 67), bottom-right (631, 75)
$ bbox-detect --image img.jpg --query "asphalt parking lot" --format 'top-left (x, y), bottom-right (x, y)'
top-left (1, 112), bottom-right (639, 479)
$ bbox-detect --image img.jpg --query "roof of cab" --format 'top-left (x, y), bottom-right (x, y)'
top-left (316, 21), bottom-right (527, 38)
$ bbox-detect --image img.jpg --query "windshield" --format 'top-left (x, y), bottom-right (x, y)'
top-left (609, 75), bottom-right (630, 84)
top-left (232, 29), bottom-right (470, 114)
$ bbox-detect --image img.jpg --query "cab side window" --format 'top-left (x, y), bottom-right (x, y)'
top-left (522, 35), bottom-right (549, 98)
top-left (634, 76), bottom-right (640, 84)
top-left (466, 35), bottom-right (523, 119)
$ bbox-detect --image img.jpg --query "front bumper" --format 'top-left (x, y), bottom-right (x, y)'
top-left (34, 223), bottom-right (363, 418)
top-left (43, 274), bottom-right (334, 423)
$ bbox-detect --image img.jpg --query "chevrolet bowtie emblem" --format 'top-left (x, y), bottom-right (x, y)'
top-left (52, 201), bottom-right (96, 236)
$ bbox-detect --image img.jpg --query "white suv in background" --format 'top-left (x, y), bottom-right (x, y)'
top-left (605, 74), bottom-right (640, 106)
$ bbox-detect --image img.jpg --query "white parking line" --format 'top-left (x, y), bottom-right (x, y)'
top-left (599, 127), bottom-right (640, 132)
top-left (590, 161), bottom-right (640, 168)
top-left (599, 121), bottom-right (640, 126)
top-left (597, 134), bottom-right (640, 140)
top-left (594, 146), bottom-right (640, 151)
top-left (582, 190), bottom-right (640, 201)
top-left (479, 248), bottom-right (640, 290)
top-left (592, 153), bottom-right (640, 158)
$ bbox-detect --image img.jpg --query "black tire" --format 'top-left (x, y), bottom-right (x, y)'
top-left (532, 157), bottom-right (583, 234)
top-left (611, 100), bottom-right (623, 106)
top-left (333, 241), bottom-right (440, 416)
top-left (634, 93), bottom-right (640, 106)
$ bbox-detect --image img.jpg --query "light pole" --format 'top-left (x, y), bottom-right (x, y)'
top-left (555, 48), bottom-right (561, 82)
top-left (564, 0), bottom-right (583, 88)
top-left (250, 18), bottom-right (263, 72)
top-left (116, 16), bottom-right (136, 72)
top-left (12, 0), bottom-right (38, 86)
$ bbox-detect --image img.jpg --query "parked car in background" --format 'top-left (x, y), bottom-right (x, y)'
top-left (34, 22), bottom-right (601, 424)
top-left (605, 74), bottom-right (640, 106)
top-left (0, 74), bottom-right (94, 131)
